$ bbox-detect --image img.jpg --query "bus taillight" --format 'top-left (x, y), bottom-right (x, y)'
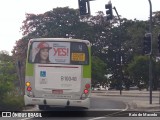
top-left (84, 89), bottom-right (89, 94)
top-left (26, 82), bottom-right (32, 91)
top-left (84, 84), bottom-right (90, 94)
top-left (27, 87), bottom-right (32, 91)
top-left (85, 84), bottom-right (90, 89)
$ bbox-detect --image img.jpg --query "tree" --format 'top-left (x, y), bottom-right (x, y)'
top-left (153, 59), bottom-right (160, 90)
top-left (127, 56), bottom-right (150, 90)
top-left (0, 50), bottom-right (12, 62)
top-left (0, 50), bottom-right (25, 110)
top-left (13, 7), bottom-right (93, 60)
top-left (12, 7), bottom-right (160, 91)
top-left (0, 51), bottom-right (17, 100)
top-left (152, 11), bottom-right (160, 55)
top-left (91, 56), bottom-right (107, 86)
top-left (12, 8), bottom-right (111, 81)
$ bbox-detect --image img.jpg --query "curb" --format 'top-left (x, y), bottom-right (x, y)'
top-left (23, 105), bottom-right (35, 111)
top-left (103, 94), bottom-right (160, 98)
top-left (124, 100), bottom-right (160, 111)
top-left (92, 91), bottom-right (160, 98)
top-left (127, 102), bottom-right (137, 111)
top-left (92, 92), bottom-right (160, 111)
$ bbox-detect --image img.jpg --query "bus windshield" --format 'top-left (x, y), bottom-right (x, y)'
top-left (29, 41), bottom-right (89, 65)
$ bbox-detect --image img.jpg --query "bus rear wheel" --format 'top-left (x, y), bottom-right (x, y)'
top-left (38, 105), bottom-right (49, 110)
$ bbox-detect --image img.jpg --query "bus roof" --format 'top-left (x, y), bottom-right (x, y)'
top-left (29, 38), bottom-right (90, 45)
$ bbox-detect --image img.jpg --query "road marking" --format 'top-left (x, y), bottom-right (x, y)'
top-left (89, 108), bottom-right (125, 111)
top-left (20, 118), bottom-right (34, 120)
top-left (123, 103), bottom-right (129, 111)
top-left (88, 110), bottom-right (124, 120)
top-left (88, 117), bottom-right (107, 120)
top-left (89, 101), bottom-right (129, 111)
top-left (88, 102), bottom-right (129, 120)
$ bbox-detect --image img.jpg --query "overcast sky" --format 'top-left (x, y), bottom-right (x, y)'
top-left (0, 0), bottom-right (159, 54)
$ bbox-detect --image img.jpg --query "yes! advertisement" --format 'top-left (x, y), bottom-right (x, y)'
top-left (31, 41), bottom-right (70, 64)
top-left (50, 42), bottom-right (70, 64)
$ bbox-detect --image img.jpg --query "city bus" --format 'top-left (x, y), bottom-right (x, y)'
top-left (24, 38), bottom-right (91, 109)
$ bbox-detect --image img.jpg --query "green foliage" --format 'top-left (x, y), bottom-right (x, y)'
top-left (0, 50), bottom-right (12, 62)
top-left (0, 52), bottom-right (16, 99)
top-left (21, 7), bottom-right (80, 38)
top-left (92, 56), bottom-right (107, 85)
top-left (11, 7), bottom-right (160, 90)
top-left (127, 56), bottom-right (150, 88)
top-left (0, 94), bottom-right (24, 111)
top-left (0, 50), bottom-right (22, 110)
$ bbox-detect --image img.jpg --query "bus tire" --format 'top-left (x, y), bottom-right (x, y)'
top-left (38, 105), bottom-right (48, 110)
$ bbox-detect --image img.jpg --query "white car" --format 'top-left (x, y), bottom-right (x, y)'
top-left (93, 86), bottom-right (101, 91)
top-left (93, 85), bottom-right (108, 91)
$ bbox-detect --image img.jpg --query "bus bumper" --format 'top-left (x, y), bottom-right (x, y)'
top-left (24, 95), bottom-right (90, 109)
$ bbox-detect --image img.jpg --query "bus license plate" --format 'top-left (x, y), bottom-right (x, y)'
top-left (71, 53), bottom-right (85, 61)
top-left (52, 90), bottom-right (63, 94)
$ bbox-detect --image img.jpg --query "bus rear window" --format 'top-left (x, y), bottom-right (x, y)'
top-left (29, 41), bottom-right (89, 65)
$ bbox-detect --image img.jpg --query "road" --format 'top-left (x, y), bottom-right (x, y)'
top-left (1, 91), bottom-right (160, 120)
top-left (90, 96), bottom-right (127, 110)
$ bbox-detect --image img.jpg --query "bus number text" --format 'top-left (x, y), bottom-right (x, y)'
top-left (61, 76), bottom-right (77, 82)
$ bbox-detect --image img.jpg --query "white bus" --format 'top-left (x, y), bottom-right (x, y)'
top-left (24, 38), bottom-right (91, 110)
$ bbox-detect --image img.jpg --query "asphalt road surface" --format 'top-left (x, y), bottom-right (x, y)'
top-left (1, 93), bottom-right (160, 120)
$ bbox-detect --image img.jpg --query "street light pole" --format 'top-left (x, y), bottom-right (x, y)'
top-left (148, 0), bottom-right (153, 104)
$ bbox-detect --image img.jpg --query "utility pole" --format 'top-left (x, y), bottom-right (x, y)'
top-left (148, 0), bottom-right (153, 104)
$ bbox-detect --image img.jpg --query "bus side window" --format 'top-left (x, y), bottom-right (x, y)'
top-left (28, 44), bottom-right (33, 63)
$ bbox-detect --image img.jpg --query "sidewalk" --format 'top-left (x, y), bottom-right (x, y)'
top-left (129, 100), bottom-right (160, 111)
top-left (92, 90), bottom-right (160, 111)
top-left (92, 90), bottom-right (160, 97)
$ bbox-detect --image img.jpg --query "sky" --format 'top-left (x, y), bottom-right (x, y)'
top-left (0, 0), bottom-right (159, 55)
